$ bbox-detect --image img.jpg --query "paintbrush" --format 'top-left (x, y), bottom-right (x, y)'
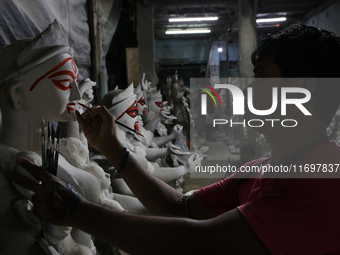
top-left (41, 118), bottom-right (46, 170)
top-left (77, 102), bottom-right (144, 137)
top-left (51, 125), bottom-right (55, 175)
top-left (46, 122), bottom-right (52, 173)
top-left (53, 123), bottom-right (60, 176)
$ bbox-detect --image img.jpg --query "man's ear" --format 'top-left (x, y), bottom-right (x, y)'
top-left (7, 82), bottom-right (24, 110)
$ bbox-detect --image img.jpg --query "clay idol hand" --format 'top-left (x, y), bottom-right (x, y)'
top-left (168, 144), bottom-right (190, 156)
top-left (79, 78), bottom-right (96, 103)
top-left (162, 105), bottom-right (172, 113)
top-left (161, 111), bottom-right (177, 120)
top-left (141, 73), bottom-right (151, 91)
top-left (170, 124), bottom-right (183, 138)
top-left (185, 153), bottom-right (203, 173)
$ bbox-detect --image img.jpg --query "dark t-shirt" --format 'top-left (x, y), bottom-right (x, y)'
top-left (196, 141), bottom-right (340, 254)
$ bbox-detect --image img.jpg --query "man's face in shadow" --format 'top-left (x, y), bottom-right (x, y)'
top-left (243, 55), bottom-right (283, 122)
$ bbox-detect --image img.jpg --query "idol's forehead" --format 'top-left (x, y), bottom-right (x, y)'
top-left (15, 52), bottom-right (75, 83)
top-left (28, 53), bottom-right (78, 92)
top-left (0, 46), bottom-right (74, 86)
top-left (36, 52), bottom-right (76, 72)
top-left (151, 97), bottom-right (162, 102)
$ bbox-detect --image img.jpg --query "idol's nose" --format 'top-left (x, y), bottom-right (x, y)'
top-left (69, 80), bottom-right (82, 101)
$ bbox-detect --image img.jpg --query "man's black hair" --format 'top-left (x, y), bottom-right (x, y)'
top-left (252, 24), bottom-right (340, 125)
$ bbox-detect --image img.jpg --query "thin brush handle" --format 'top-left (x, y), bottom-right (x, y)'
top-left (42, 141), bottom-right (45, 170)
top-left (50, 149), bottom-right (54, 175)
top-left (54, 151), bottom-right (59, 176)
top-left (78, 102), bottom-right (144, 137)
top-left (41, 118), bottom-right (46, 170)
top-left (45, 148), bottom-right (51, 173)
top-left (115, 120), bottom-right (144, 137)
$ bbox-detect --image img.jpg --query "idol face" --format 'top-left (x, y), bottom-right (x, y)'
top-left (149, 98), bottom-right (164, 114)
top-left (117, 100), bottom-right (140, 132)
top-left (19, 53), bottom-right (81, 122)
top-left (137, 94), bottom-right (147, 115)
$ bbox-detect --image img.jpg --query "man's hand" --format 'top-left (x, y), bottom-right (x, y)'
top-left (6, 159), bottom-right (82, 226)
top-left (76, 106), bottom-right (124, 157)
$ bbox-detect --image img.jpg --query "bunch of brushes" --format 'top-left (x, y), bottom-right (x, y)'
top-left (41, 118), bottom-right (60, 176)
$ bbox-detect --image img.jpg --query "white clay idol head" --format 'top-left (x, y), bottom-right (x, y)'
top-left (141, 73), bottom-right (151, 106)
top-left (134, 83), bottom-right (147, 115)
top-left (102, 84), bottom-right (140, 133)
top-left (178, 78), bottom-right (185, 94)
top-left (0, 20), bottom-right (81, 123)
top-left (147, 90), bottom-right (163, 114)
top-left (170, 71), bottom-right (184, 99)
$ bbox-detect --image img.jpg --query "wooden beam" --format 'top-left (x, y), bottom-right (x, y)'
top-left (87, 0), bottom-right (105, 103)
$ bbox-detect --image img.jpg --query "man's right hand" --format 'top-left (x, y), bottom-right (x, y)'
top-left (76, 106), bottom-right (124, 158)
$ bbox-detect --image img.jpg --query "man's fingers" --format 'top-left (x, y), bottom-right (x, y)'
top-left (76, 110), bottom-right (95, 129)
top-left (77, 106), bottom-right (113, 126)
top-left (7, 170), bottom-right (42, 194)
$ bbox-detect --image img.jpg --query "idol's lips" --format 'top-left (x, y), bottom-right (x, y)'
top-left (134, 122), bottom-right (140, 131)
top-left (66, 102), bottom-right (76, 114)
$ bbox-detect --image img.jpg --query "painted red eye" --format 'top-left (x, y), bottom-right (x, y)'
top-left (139, 99), bottom-right (145, 106)
top-left (127, 109), bottom-right (138, 117)
top-left (126, 101), bottom-right (139, 118)
top-left (52, 79), bottom-right (72, 91)
top-left (155, 102), bottom-right (163, 108)
top-left (117, 100), bottom-right (139, 119)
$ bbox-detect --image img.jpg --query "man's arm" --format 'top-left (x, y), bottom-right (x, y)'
top-left (6, 162), bottom-right (270, 255)
top-left (109, 145), bottom-right (215, 218)
top-left (76, 106), bottom-right (215, 218)
top-left (73, 201), bottom-right (270, 255)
